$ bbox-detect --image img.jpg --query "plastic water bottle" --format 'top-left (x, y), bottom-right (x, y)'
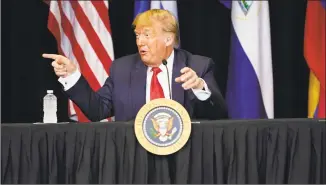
top-left (43, 90), bottom-right (57, 123)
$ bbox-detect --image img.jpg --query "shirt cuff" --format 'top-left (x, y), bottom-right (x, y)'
top-left (58, 70), bottom-right (81, 91)
top-left (192, 78), bottom-right (212, 101)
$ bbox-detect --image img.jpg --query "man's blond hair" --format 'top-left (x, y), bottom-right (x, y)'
top-left (132, 9), bottom-right (180, 46)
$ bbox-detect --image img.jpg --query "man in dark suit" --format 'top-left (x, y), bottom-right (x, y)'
top-left (43, 9), bottom-right (228, 121)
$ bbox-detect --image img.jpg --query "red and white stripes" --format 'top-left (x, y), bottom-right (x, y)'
top-left (45, 0), bottom-right (114, 122)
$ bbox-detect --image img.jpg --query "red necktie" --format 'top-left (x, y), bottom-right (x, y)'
top-left (150, 67), bottom-right (165, 100)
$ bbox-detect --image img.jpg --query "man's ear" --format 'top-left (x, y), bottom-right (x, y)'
top-left (164, 35), bottom-right (174, 46)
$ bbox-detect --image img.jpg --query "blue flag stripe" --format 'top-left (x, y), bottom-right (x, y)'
top-left (321, 0), bottom-right (326, 9)
top-left (226, 26), bottom-right (268, 118)
top-left (134, 1), bottom-right (150, 17)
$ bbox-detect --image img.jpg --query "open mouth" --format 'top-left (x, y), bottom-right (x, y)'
top-left (139, 49), bottom-right (148, 55)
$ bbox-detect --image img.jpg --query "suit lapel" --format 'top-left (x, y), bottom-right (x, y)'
top-left (172, 49), bottom-right (186, 106)
top-left (130, 56), bottom-right (147, 116)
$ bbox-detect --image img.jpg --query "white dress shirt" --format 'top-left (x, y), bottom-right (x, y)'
top-left (58, 50), bottom-right (211, 102)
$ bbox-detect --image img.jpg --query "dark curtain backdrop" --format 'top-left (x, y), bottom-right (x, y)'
top-left (1, 0), bottom-right (309, 123)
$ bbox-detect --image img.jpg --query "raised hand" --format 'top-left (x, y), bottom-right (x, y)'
top-left (175, 67), bottom-right (204, 90)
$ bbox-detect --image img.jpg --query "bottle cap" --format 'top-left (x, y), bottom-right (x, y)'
top-left (47, 90), bottom-right (53, 94)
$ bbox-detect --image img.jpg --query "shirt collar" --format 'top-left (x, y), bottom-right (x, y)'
top-left (165, 49), bottom-right (174, 70)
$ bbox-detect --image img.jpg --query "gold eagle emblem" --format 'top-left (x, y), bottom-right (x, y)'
top-left (151, 117), bottom-right (174, 137)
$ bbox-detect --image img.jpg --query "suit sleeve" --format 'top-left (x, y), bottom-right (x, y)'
top-left (194, 58), bottom-right (228, 119)
top-left (64, 66), bottom-right (115, 122)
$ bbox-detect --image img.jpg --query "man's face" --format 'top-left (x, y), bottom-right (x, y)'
top-left (134, 22), bottom-right (166, 67)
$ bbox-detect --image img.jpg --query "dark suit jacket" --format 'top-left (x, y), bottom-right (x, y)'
top-left (65, 49), bottom-right (228, 121)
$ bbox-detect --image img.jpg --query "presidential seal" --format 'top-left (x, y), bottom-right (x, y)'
top-left (134, 98), bottom-right (191, 155)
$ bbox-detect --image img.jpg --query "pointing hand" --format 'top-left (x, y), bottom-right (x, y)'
top-left (42, 54), bottom-right (77, 78)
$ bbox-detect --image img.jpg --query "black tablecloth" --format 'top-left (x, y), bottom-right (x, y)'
top-left (1, 119), bottom-right (325, 184)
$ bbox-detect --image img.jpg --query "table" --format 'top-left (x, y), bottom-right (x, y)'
top-left (1, 119), bottom-right (325, 184)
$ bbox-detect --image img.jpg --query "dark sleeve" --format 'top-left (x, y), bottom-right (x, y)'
top-left (193, 58), bottom-right (229, 120)
top-left (64, 67), bottom-right (115, 121)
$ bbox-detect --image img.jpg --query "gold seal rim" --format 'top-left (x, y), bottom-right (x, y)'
top-left (134, 98), bottom-right (191, 156)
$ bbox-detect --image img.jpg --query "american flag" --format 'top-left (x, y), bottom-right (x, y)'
top-left (45, 0), bottom-right (114, 122)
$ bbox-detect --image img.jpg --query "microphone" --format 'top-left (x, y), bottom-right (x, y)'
top-left (162, 59), bottom-right (172, 100)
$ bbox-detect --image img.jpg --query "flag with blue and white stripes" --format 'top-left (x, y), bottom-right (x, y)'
top-left (221, 1), bottom-right (274, 119)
